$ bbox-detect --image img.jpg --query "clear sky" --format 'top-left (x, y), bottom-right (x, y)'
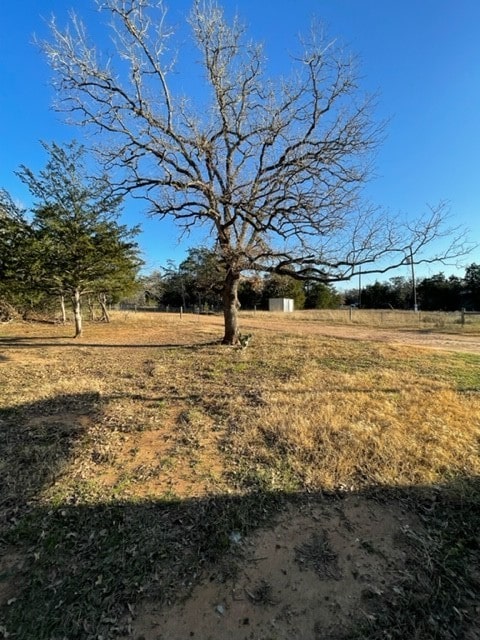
top-left (1, 0), bottom-right (479, 282)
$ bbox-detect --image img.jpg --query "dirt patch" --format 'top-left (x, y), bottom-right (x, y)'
top-left (74, 404), bottom-right (226, 500)
top-left (129, 495), bottom-right (418, 639)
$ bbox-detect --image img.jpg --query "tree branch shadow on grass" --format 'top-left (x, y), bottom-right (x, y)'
top-left (0, 337), bottom-right (222, 349)
top-left (0, 336), bottom-right (70, 342)
top-left (0, 392), bottom-right (479, 640)
top-left (0, 392), bottom-right (102, 529)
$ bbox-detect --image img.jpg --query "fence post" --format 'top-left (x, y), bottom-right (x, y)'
top-left (461, 308), bottom-right (465, 326)
top-left (180, 306), bottom-right (183, 319)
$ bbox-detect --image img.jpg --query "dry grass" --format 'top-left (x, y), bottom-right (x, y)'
top-left (0, 310), bottom-right (479, 639)
top-left (261, 307), bottom-right (480, 331)
top-left (196, 312), bottom-right (479, 492)
top-left (1, 309), bottom-right (479, 503)
top-left (229, 336), bottom-right (480, 490)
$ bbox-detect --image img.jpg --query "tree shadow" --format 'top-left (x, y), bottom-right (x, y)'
top-left (0, 336), bottom-right (70, 343)
top-left (0, 391), bottom-right (478, 640)
top-left (2, 483), bottom-right (479, 640)
top-left (0, 392), bottom-right (101, 528)
top-left (0, 337), bottom-right (222, 350)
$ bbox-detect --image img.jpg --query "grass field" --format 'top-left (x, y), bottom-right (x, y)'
top-left (1, 311), bottom-right (479, 639)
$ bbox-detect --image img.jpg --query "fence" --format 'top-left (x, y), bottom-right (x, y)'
top-left (460, 309), bottom-right (480, 326)
top-left (342, 308), bottom-right (480, 328)
top-left (118, 303), bottom-right (220, 314)
top-left (263, 307), bottom-right (480, 330)
top-left (117, 304), bottom-right (480, 330)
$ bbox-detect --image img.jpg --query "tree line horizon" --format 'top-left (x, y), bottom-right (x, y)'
top-left (132, 248), bottom-right (480, 314)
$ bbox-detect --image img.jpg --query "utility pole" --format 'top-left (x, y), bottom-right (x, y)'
top-left (407, 246), bottom-right (418, 312)
top-left (358, 266), bottom-right (362, 308)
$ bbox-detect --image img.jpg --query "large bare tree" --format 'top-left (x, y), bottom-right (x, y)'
top-left (43, 0), bottom-right (469, 343)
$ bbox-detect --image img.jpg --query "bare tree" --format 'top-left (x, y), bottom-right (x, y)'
top-left (43, 0), bottom-right (470, 343)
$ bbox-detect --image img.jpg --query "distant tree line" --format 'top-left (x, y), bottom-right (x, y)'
top-left (128, 247), bottom-right (342, 312)
top-left (130, 247), bottom-right (480, 311)
top-left (343, 265), bottom-right (480, 311)
top-left (132, 253), bottom-right (480, 313)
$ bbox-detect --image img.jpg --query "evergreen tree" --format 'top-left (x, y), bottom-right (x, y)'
top-left (0, 189), bottom-right (49, 316)
top-left (17, 142), bottom-right (142, 336)
top-left (304, 282), bottom-right (342, 309)
top-left (417, 273), bottom-right (463, 311)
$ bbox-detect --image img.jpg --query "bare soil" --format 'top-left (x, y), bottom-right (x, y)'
top-left (129, 495), bottom-right (419, 640)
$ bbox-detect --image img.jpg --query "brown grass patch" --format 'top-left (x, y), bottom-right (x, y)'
top-left (1, 312), bottom-right (479, 499)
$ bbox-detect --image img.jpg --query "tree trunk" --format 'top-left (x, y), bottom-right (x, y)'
top-left (222, 271), bottom-right (240, 344)
top-left (71, 289), bottom-right (83, 337)
top-left (99, 292), bottom-right (110, 322)
top-left (60, 295), bottom-right (67, 324)
top-left (87, 296), bottom-right (96, 321)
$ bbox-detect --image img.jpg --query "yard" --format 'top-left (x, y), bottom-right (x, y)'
top-left (1, 311), bottom-right (479, 639)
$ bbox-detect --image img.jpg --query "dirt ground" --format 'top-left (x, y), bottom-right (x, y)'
top-left (128, 495), bottom-right (420, 640)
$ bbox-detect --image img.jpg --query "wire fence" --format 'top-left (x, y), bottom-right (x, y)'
top-left (287, 308), bottom-right (480, 329)
top-left (117, 304), bottom-right (480, 330)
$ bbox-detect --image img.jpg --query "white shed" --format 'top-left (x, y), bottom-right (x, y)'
top-left (268, 298), bottom-right (294, 312)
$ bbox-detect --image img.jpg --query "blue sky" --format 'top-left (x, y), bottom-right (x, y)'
top-left (1, 0), bottom-right (479, 283)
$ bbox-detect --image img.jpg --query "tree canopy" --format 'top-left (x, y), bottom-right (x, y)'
top-left (464, 264), bottom-right (480, 310)
top-left (6, 141), bottom-right (142, 335)
top-left (0, 189), bottom-right (49, 315)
